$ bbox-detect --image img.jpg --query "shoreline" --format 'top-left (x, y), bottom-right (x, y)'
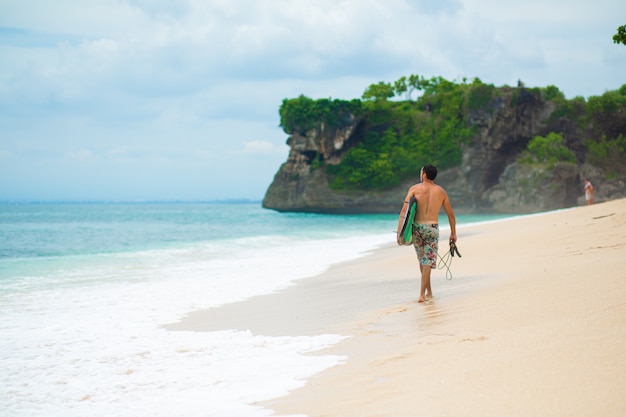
top-left (168, 199), bottom-right (626, 416)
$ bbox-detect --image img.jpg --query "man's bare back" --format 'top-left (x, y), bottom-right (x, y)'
top-left (398, 165), bottom-right (457, 303)
top-left (407, 182), bottom-right (451, 225)
top-left (403, 177), bottom-right (456, 242)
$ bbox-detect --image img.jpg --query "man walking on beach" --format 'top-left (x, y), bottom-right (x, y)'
top-left (400, 165), bottom-right (456, 303)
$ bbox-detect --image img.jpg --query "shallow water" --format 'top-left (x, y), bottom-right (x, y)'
top-left (0, 202), bottom-right (510, 416)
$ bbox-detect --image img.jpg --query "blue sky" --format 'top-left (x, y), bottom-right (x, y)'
top-left (1, 0), bottom-right (625, 201)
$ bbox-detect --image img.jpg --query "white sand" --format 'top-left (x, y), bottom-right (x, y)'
top-left (169, 199), bottom-right (626, 416)
top-left (265, 199), bottom-right (626, 417)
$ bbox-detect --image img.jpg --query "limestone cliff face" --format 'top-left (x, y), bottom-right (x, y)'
top-left (263, 89), bottom-right (625, 214)
top-left (261, 117), bottom-right (407, 213)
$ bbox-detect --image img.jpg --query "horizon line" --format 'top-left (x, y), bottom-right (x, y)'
top-left (0, 198), bottom-right (263, 205)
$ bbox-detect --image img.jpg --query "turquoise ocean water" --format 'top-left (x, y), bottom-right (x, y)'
top-left (0, 202), bottom-right (509, 417)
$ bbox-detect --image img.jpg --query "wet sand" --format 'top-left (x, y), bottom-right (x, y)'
top-left (170, 199), bottom-right (626, 417)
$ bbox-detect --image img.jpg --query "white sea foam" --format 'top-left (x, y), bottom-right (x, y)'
top-left (0, 232), bottom-right (391, 417)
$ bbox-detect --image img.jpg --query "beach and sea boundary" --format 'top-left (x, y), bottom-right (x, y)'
top-left (173, 198), bottom-right (626, 417)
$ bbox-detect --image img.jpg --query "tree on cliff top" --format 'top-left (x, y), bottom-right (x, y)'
top-left (362, 81), bottom-right (395, 102)
top-left (613, 25), bottom-right (626, 45)
top-left (392, 74), bottom-right (427, 101)
top-left (363, 74), bottom-right (429, 102)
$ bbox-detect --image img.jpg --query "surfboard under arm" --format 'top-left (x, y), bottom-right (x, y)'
top-left (396, 197), bottom-right (417, 246)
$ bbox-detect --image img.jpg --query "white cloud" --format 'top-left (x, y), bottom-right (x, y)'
top-left (237, 140), bottom-right (282, 156)
top-left (0, 0), bottom-right (625, 200)
top-left (66, 149), bottom-right (98, 162)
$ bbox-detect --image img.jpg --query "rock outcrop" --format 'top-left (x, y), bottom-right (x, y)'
top-left (263, 89), bottom-right (626, 214)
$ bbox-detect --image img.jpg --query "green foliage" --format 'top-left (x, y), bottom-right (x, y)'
top-left (466, 81), bottom-right (495, 110)
top-left (519, 133), bottom-right (577, 167)
top-left (394, 74), bottom-right (427, 101)
top-left (279, 95), bottom-right (362, 134)
top-left (586, 90), bottom-right (626, 137)
top-left (279, 95), bottom-right (315, 133)
top-left (280, 75), bottom-right (626, 192)
top-left (613, 24), bottom-right (626, 45)
top-left (542, 85), bottom-right (565, 101)
top-left (421, 76), bottom-right (457, 95)
top-left (394, 77), bottom-right (408, 99)
top-left (309, 152), bottom-right (323, 171)
top-left (548, 95), bottom-right (587, 127)
top-left (362, 82), bottom-right (395, 102)
top-left (328, 129), bottom-right (403, 189)
top-left (587, 93), bottom-right (619, 115)
top-left (585, 134), bottom-right (626, 176)
top-left (328, 75), bottom-right (478, 190)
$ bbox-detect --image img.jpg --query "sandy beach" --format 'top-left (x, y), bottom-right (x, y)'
top-left (169, 198), bottom-right (626, 417)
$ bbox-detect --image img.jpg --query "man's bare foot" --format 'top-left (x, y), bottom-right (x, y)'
top-left (418, 294), bottom-right (433, 303)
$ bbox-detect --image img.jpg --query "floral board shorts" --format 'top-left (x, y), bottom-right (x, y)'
top-left (412, 223), bottom-right (439, 268)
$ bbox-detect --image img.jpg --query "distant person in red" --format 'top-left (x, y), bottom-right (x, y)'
top-left (584, 178), bottom-right (594, 205)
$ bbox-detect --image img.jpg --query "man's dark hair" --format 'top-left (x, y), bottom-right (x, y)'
top-left (422, 164), bottom-right (437, 180)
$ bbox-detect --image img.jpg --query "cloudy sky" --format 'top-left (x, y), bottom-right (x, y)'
top-left (1, 0), bottom-right (625, 201)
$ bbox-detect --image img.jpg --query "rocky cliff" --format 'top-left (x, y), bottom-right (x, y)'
top-left (263, 88), bottom-right (626, 214)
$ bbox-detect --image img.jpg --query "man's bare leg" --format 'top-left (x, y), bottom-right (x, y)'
top-left (418, 265), bottom-right (433, 302)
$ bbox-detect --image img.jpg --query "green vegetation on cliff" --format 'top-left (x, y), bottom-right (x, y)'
top-left (279, 76), bottom-right (626, 191)
top-left (519, 133), bottom-right (577, 167)
top-left (326, 77), bottom-right (482, 189)
top-left (279, 95), bottom-right (363, 134)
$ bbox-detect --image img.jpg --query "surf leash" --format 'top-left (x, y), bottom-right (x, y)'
top-left (437, 240), bottom-right (462, 280)
top-left (393, 232), bottom-right (462, 280)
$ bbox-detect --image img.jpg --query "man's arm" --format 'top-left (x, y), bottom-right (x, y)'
top-left (397, 190), bottom-right (413, 231)
top-left (442, 192), bottom-right (456, 243)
